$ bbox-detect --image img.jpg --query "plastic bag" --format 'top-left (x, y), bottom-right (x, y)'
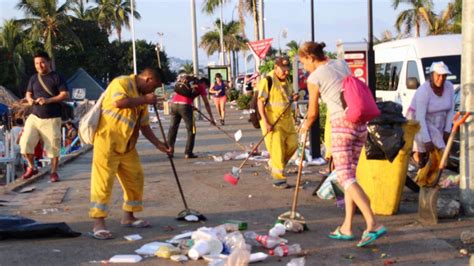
top-left (0, 215), bottom-right (81, 240)
top-left (316, 171), bottom-right (338, 200)
top-left (366, 124), bottom-right (405, 162)
top-left (225, 232), bottom-right (250, 266)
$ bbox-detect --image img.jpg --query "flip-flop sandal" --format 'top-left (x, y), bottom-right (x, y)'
top-left (375, 226), bottom-right (387, 237)
top-left (328, 226), bottom-right (354, 240)
top-left (89, 229), bottom-right (114, 240)
top-left (121, 219), bottom-right (151, 228)
top-left (357, 228), bottom-right (386, 247)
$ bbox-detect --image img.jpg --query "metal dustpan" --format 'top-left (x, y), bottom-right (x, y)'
top-left (177, 209), bottom-right (207, 222)
top-left (418, 112), bottom-right (470, 225)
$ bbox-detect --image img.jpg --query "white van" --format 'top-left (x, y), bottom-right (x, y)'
top-left (374, 34), bottom-right (461, 113)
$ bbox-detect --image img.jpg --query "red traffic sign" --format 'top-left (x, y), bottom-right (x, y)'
top-left (248, 38), bottom-right (273, 59)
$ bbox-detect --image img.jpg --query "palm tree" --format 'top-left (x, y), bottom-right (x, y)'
top-left (237, 0), bottom-right (258, 40)
top-left (0, 19), bottom-right (26, 93)
top-left (286, 40), bottom-right (299, 58)
top-left (180, 63), bottom-right (194, 74)
top-left (92, 0), bottom-right (140, 42)
top-left (424, 2), bottom-right (456, 35)
top-left (451, 0), bottom-right (462, 33)
top-left (16, 0), bottom-right (83, 69)
top-left (392, 0), bottom-right (434, 37)
top-left (200, 19), bottom-right (248, 84)
top-left (70, 0), bottom-right (95, 20)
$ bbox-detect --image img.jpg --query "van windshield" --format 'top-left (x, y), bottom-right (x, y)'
top-left (421, 55), bottom-right (461, 84)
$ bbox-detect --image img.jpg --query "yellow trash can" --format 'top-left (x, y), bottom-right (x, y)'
top-left (356, 120), bottom-right (420, 215)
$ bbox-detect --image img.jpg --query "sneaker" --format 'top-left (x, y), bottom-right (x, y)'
top-left (50, 172), bottom-right (60, 183)
top-left (307, 157), bottom-right (327, 166)
top-left (184, 153), bottom-right (198, 159)
top-left (272, 180), bottom-right (290, 189)
top-left (21, 167), bottom-right (38, 180)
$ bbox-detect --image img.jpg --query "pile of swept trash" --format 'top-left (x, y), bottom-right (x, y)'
top-left (106, 222), bottom-right (306, 265)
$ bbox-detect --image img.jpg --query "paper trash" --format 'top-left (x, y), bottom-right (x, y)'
top-left (109, 255), bottom-right (142, 263)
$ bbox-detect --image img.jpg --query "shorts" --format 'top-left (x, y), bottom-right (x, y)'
top-left (212, 96), bottom-right (227, 105)
top-left (20, 114), bottom-right (61, 158)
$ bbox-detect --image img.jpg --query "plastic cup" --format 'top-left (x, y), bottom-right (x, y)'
top-left (224, 173), bottom-right (239, 185)
top-left (188, 239), bottom-right (223, 260)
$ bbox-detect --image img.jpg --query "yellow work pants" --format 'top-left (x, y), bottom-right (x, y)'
top-left (89, 136), bottom-right (145, 218)
top-left (261, 118), bottom-right (298, 180)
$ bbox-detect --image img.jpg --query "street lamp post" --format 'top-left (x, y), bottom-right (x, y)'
top-left (130, 0), bottom-right (137, 75)
top-left (309, 0), bottom-right (322, 163)
top-left (219, 0), bottom-right (225, 65)
top-left (278, 28), bottom-right (288, 55)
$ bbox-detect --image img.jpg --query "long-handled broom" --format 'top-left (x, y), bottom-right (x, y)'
top-left (152, 104), bottom-right (206, 221)
top-left (193, 107), bottom-right (247, 151)
top-left (224, 103), bottom-right (292, 185)
top-left (276, 130), bottom-right (309, 231)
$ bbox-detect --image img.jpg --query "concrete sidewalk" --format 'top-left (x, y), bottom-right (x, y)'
top-left (0, 103), bottom-right (472, 265)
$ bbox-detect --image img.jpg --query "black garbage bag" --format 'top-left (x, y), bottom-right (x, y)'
top-left (0, 215), bottom-right (81, 240)
top-left (365, 132), bottom-right (386, 160)
top-left (370, 101), bottom-right (407, 125)
top-left (367, 124), bottom-right (405, 162)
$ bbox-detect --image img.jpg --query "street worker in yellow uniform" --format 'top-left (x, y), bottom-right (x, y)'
top-left (89, 68), bottom-right (171, 240)
top-left (258, 57), bottom-right (298, 189)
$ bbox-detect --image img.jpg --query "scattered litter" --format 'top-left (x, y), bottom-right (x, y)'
top-left (193, 161), bottom-right (207, 165)
top-left (242, 110), bottom-right (251, 115)
top-left (124, 234), bottom-right (142, 241)
top-left (19, 186), bottom-right (36, 193)
top-left (235, 153), bottom-right (249, 160)
top-left (437, 198), bottom-right (460, 218)
top-left (460, 249), bottom-right (469, 255)
top-left (212, 156), bottom-right (224, 162)
top-left (342, 254), bottom-right (355, 260)
top-left (156, 246), bottom-right (181, 259)
top-left (170, 255), bottom-right (188, 262)
top-left (248, 156), bottom-right (269, 162)
top-left (109, 254), bottom-right (142, 263)
top-left (240, 116), bottom-right (244, 119)
top-left (384, 259), bottom-right (396, 265)
top-left (250, 252), bottom-right (268, 263)
top-left (52, 249), bottom-right (61, 253)
top-left (461, 230), bottom-right (474, 244)
top-left (234, 130), bottom-right (242, 141)
top-left (301, 170), bottom-right (312, 175)
top-left (287, 256), bottom-right (306, 266)
top-left (253, 172), bottom-right (259, 176)
top-left (203, 254), bottom-right (229, 262)
top-left (167, 231), bottom-right (194, 244)
top-left (248, 194), bottom-right (252, 198)
top-left (135, 242), bottom-right (174, 256)
top-left (185, 214), bottom-right (199, 222)
top-left (381, 253), bottom-right (388, 258)
top-left (38, 208), bottom-right (59, 215)
top-left (440, 174), bottom-right (460, 188)
top-left (223, 151), bottom-right (248, 161)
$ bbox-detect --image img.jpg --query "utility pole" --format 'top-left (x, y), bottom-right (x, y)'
top-left (367, 0), bottom-right (376, 98)
top-left (190, 0), bottom-right (202, 118)
top-left (258, 0), bottom-right (264, 40)
top-left (309, 0), bottom-right (322, 163)
top-left (459, 0), bottom-right (474, 215)
top-left (130, 0), bottom-right (137, 74)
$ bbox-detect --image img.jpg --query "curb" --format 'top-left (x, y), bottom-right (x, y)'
top-left (2, 145), bottom-right (93, 192)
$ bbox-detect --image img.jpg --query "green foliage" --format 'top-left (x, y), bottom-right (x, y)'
top-left (227, 88), bottom-right (240, 102)
top-left (319, 102), bottom-right (327, 142)
top-left (236, 93), bottom-right (252, 110)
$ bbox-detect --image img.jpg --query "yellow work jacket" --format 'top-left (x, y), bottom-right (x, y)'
top-left (257, 71), bottom-right (295, 132)
top-left (96, 75), bottom-right (150, 154)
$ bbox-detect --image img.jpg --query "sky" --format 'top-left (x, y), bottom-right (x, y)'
top-left (0, 0), bottom-right (454, 72)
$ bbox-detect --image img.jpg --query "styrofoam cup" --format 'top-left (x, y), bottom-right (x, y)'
top-left (188, 239), bottom-right (223, 260)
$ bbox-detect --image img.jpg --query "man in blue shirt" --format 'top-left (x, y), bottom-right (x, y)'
top-left (19, 51), bottom-right (69, 182)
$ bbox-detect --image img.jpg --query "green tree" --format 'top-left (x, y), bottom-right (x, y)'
top-left (92, 0), bottom-right (140, 42)
top-left (180, 63), bottom-right (194, 74)
top-left (15, 0), bottom-right (83, 69)
top-left (70, 0), bottom-right (95, 20)
top-left (424, 2), bottom-right (457, 35)
top-left (392, 0), bottom-right (434, 37)
top-left (286, 40), bottom-right (299, 59)
top-left (0, 19), bottom-right (27, 96)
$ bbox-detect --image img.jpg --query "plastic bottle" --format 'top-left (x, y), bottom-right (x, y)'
top-left (269, 244), bottom-right (302, 257)
top-left (244, 231), bottom-right (282, 249)
top-left (268, 223), bottom-right (286, 238)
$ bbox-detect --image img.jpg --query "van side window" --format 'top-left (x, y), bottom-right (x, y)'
top-left (406, 61), bottom-right (420, 90)
top-left (375, 62), bottom-right (402, 91)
